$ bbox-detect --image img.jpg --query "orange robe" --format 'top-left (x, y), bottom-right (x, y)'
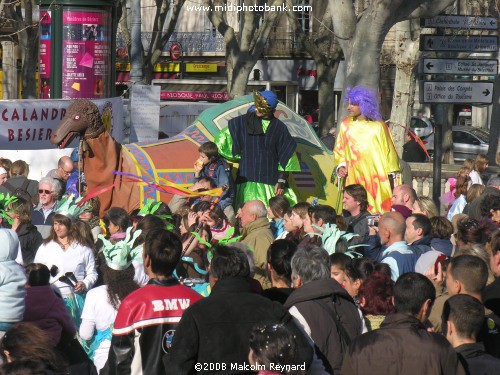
top-left (334, 117), bottom-right (400, 214)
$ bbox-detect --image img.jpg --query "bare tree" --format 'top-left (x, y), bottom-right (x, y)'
top-left (116, 0), bottom-right (186, 84)
top-left (204, 0), bottom-right (283, 98)
top-left (285, 1), bottom-right (342, 136)
top-left (328, 0), bottom-right (455, 120)
top-left (2, 0), bottom-right (38, 98)
top-left (388, 19), bottom-right (421, 153)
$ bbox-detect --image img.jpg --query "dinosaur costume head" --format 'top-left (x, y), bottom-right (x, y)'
top-left (51, 99), bottom-right (104, 148)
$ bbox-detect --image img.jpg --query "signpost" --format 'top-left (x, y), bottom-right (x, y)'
top-left (421, 58), bottom-right (498, 75)
top-left (420, 81), bottom-right (494, 104)
top-left (420, 35), bottom-right (498, 52)
top-left (421, 15), bottom-right (497, 30)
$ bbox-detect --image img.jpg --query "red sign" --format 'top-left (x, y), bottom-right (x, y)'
top-left (160, 91), bottom-right (228, 101)
top-left (170, 43), bottom-right (182, 61)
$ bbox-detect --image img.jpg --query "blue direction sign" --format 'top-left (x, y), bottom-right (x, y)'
top-left (422, 58), bottom-right (498, 75)
top-left (421, 15), bottom-right (497, 30)
top-left (420, 35), bottom-right (498, 52)
top-left (420, 81), bottom-right (493, 104)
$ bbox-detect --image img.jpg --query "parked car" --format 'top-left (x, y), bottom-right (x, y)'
top-left (410, 116), bottom-right (434, 138)
top-left (424, 126), bottom-right (494, 162)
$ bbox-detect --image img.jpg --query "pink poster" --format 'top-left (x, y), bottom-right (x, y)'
top-left (39, 10), bottom-right (51, 99)
top-left (62, 9), bottom-right (111, 99)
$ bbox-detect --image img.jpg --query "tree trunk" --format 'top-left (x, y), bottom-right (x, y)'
top-left (316, 60), bottom-right (339, 137)
top-left (228, 57), bottom-right (255, 99)
top-left (22, 32), bottom-right (38, 98)
top-left (390, 20), bottom-right (420, 154)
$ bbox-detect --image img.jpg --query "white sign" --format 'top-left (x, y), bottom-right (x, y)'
top-left (421, 15), bottom-right (497, 30)
top-left (422, 58), bottom-right (498, 75)
top-left (130, 85), bottom-right (161, 143)
top-left (420, 35), bottom-right (498, 52)
top-left (420, 81), bottom-right (494, 104)
top-left (0, 97), bottom-right (124, 150)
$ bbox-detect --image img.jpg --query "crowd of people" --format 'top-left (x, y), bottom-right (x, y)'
top-left (0, 88), bottom-right (499, 375)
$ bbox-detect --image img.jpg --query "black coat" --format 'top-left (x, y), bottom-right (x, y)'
top-left (164, 277), bottom-right (314, 374)
top-left (341, 313), bottom-right (465, 375)
top-left (16, 222), bottom-right (43, 264)
top-left (402, 138), bottom-right (427, 163)
top-left (456, 343), bottom-right (500, 375)
top-left (284, 278), bottom-right (361, 374)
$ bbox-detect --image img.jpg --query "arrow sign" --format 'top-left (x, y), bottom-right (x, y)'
top-left (419, 81), bottom-right (494, 104)
top-left (420, 35), bottom-right (498, 52)
top-left (421, 58), bottom-right (498, 75)
top-left (421, 15), bottom-right (497, 30)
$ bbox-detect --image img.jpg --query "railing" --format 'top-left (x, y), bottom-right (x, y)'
top-left (116, 31), bottom-right (331, 57)
top-left (116, 31), bottom-right (225, 55)
top-left (408, 162), bottom-right (500, 213)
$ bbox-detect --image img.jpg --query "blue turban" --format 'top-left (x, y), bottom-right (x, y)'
top-left (259, 90), bottom-right (278, 109)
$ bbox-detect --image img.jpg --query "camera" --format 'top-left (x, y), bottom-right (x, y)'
top-left (367, 215), bottom-right (380, 227)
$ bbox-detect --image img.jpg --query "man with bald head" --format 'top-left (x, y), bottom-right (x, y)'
top-left (237, 200), bottom-right (274, 288)
top-left (392, 184), bottom-right (417, 211)
top-left (46, 156), bottom-right (74, 199)
top-left (379, 211), bottom-right (418, 281)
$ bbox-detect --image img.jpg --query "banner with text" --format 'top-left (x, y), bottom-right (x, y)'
top-left (0, 97), bottom-right (124, 150)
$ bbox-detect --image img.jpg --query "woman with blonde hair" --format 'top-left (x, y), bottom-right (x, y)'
top-left (412, 196), bottom-right (439, 218)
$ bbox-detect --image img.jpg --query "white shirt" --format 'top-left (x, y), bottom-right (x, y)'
top-left (80, 285), bottom-right (117, 372)
top-left (34, 240), bottom-right (97, 297)
top-left (469, 170), bottom-right (483, 185)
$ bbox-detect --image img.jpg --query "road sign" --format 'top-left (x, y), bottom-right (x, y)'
top-left (420, 81), bottom-right (494, 104)
top-left (170, 43), bottom-right (182, 61)
top-left (421, 15), bottom-right (497, 30)
top-left (420, 35), bottom-right (498, 52)
top-left (422, 58), bottom-right (498, 75)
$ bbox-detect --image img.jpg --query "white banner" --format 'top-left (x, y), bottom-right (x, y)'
top-left (0, 97), bottom-right (124, 150)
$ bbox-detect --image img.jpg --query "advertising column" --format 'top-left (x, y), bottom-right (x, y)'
top-left (39, 10), bottom-right (52, 98)
top-left (61, 9), bottom-right (111, 98)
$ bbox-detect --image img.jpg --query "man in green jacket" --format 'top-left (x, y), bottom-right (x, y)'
top-left (237, 200), bottom-right (274, 289)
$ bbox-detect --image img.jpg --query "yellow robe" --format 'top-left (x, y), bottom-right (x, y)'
top-left (334, 117), bottom-right (400, 214)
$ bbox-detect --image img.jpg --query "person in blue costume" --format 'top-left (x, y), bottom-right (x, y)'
top-left (215, 91), bottom-right (300, 208)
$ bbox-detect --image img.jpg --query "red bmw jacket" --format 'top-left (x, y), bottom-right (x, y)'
top-left (101, 277), bottom-right (203, 375)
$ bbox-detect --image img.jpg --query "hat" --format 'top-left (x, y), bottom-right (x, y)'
top-left (253, 91), bottom-right (278, 117)
top-left (98, 227), bottom-right (142, 270)
top-left (54, 194), bottom-right (90, 221)
top-left (391, 204), bottom-right (412, 219)
top-left (70, 147), bottom-right (80, 163)
top-left (0, 167), bottom-right (7, 175)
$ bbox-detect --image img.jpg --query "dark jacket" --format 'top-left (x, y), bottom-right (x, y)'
top-left (23, 285), bottom-right (76, 346)
top-left (482, 277), bottom-right (500, 358)
top-left (402, 138), bottom-right (427, 163)
top-left (0, 175), bottom-right (39, 205)
top-left (196, 157), bottom-right (235, 210)
top-left (16, 222), bottom-right (43, 265)
top-left (284, 278), bottom-right (361, 375)
top-left (408, 235), bottom-right (432, 257)
top-left (456, 342), bottom-right (500, 375)
top-left (341, 313), bottom-right (465, 375)
top-left (431, 238), bottom-right (453, 258)
top-left (32, 202), bottom-right (57, 239)
top-left (164, 277), bottom-right (314, 374)
top-left (344, 211), bottom-right (370, 247)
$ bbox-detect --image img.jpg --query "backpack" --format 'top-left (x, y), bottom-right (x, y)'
top-left (3, 179), bottom-right (33, 205)
top-left (314, 293), bottom-right (360, 354)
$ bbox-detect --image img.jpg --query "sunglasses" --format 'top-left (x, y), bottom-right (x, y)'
top-left (39, 189), bottom-right (52, 194)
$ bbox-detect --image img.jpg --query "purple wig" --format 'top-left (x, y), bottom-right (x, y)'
top-left (345, 86), bottom-right (382, 121)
